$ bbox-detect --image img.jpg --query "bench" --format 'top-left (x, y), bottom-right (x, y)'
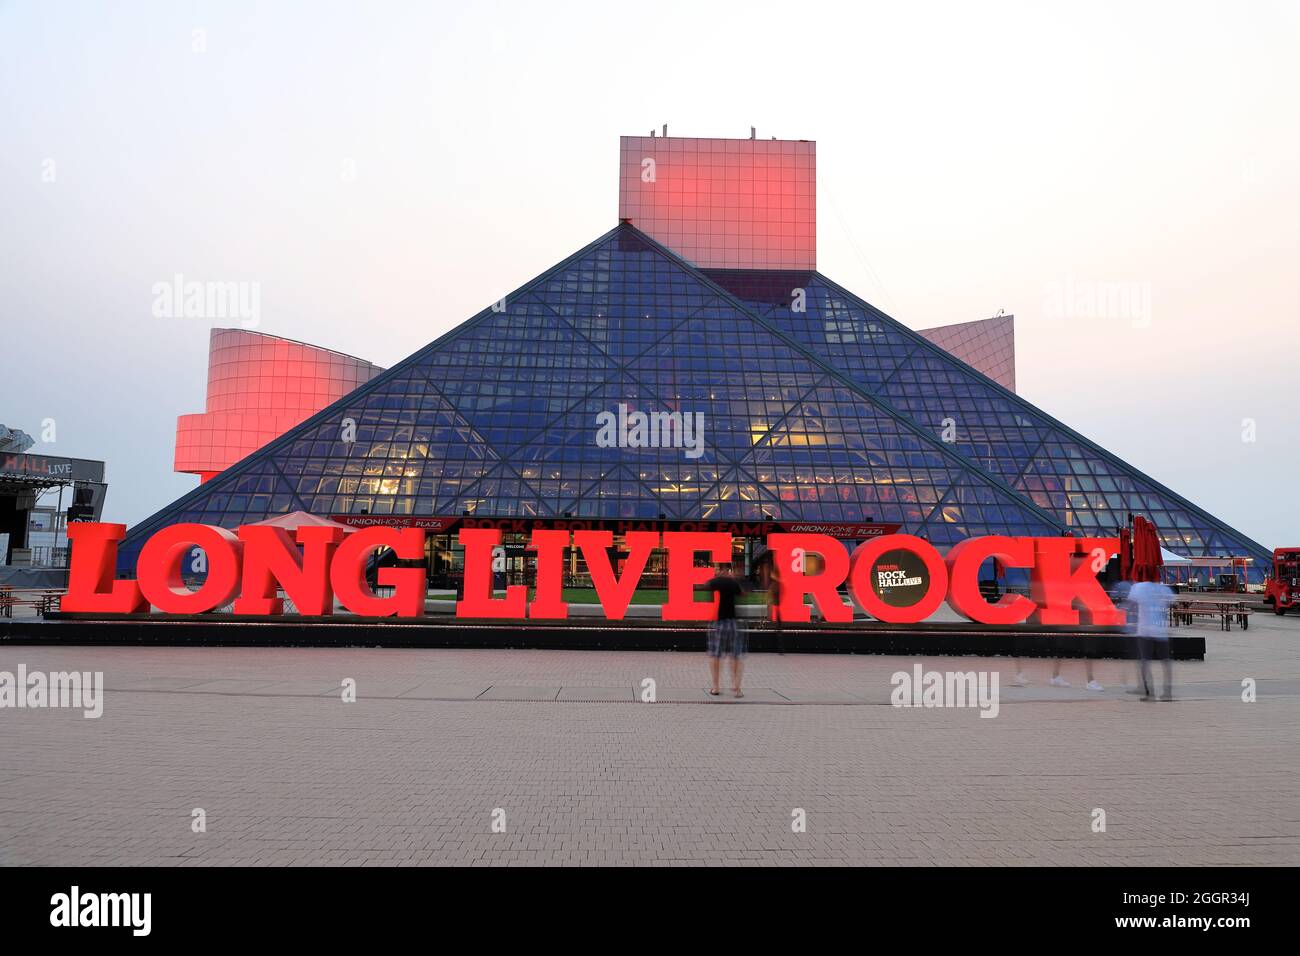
top-left (1169, 600), bottom-right (1251, 631)
top-left (0, 588), bottom-right (66, 618)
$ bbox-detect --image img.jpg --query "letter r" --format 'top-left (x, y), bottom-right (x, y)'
top-left (767, 533), bottom-right (852, 623)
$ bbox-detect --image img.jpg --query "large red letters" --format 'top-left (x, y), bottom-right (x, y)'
top-left (527, 529), bottom-right (571, 619)
top-left (64, 522), bottom-right (1123, 625)
top-left (330, 527), bottom-right (427, 617)
top-left (944, 536), bottom-right (1037, 625)
top-left (848, 534), bottom-right (948, 624)
top-left (767, 533), bottom-right (853, 623)
top-left (574, 530), bottom-right (658, 620)
top-left (1030, 536), bottom-right (1124, 625)
top-left (63, 523), bottom-right (147, 613)
top-left (137, 523), bottom-right (243, 613)
top-left (455, 528), bottom-right (527, 618)
top-left (661, 532), bottom-right (734, 621)
top-left (234, 525), bottom-right (346, 615)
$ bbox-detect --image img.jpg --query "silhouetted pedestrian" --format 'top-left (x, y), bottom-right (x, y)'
top-left (768, 560), bottom-right (786, 654)
top-left (1130, 579), bottom-right (1175, 700)
top-left (705, 562), bottom-right (748, 698)
top-left (1109, 578), bottom-right (1144, 694)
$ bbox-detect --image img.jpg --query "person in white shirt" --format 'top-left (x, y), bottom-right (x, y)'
top-left (1128, 580), bottom-right (1175, 700)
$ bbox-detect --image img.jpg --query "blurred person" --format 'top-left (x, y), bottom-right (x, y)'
top-left (1109, 578), bottom-right (1146, 694)
top-left (768, 558), bottom-right (786, 655)
top-left (1048, 656), bottom-right (1103, 691)
top-left (1009, 657), bottom-right (1099, 690)
top-left (1043, 577), bottom-right (1130, 692)
top-left (705, 562), bottom-right (748, 698)
top-left (1129, 579), bottom-right (1176, 701)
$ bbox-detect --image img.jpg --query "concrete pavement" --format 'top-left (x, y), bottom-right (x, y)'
top-left (1, 614), bottom-right (1297, 866)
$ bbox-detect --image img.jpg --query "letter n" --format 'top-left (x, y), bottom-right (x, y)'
top-left (234, 525), bottom-right (346, 615)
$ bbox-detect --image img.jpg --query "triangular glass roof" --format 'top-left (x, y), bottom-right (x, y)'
top-left (705, 268), bottom-right (1271, 568)
top-left (119, 224), bottom-right (1069, 567)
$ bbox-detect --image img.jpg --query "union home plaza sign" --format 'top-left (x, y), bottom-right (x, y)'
top-left (64, 523), bottom-right (1125, 626)
top-left (327, 515), bottom-right (903, 539)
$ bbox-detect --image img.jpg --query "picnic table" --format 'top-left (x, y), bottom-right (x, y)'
top-left (0, 586), bottom-right (66, 618)
top-left (1169, 599), bottom-right (1251, 631)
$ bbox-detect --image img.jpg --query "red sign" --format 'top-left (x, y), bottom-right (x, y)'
top-left (330, 515), bottom-right (459, 532)
top-left (65, 523), bottom-right (1123, 626)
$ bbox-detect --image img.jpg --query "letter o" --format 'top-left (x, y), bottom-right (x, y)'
top-left (848, 534), bottom-right (947, 623)
top-left (137, 524), bottom-right (242, 613)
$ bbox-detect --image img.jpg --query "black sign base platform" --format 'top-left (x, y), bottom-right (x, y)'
top-left (1, 614), bottom-right (1205, 659)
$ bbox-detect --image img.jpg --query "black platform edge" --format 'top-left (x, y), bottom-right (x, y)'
top-left (0, 615), bottom-right (1206, 659)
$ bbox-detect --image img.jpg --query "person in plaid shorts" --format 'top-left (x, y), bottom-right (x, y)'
top-left (705, 562), bottom-right (749, 698)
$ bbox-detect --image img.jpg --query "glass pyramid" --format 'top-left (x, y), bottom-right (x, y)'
top-left (704, 267), bottom-right (1271, 575)
top-left (118, 223), bottom-right (1269, 580)
top-left (119, 224), bottom-right (1071, 569)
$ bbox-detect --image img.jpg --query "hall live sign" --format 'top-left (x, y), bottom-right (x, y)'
top-left (63, 523), bottom-right (1125, 625)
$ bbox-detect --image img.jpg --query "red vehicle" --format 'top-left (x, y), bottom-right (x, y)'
top-left (1263, 548), bottom-right (1300, 615)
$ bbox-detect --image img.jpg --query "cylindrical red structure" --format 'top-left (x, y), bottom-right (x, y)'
top-left (174, 329), bottom-right (382, 482)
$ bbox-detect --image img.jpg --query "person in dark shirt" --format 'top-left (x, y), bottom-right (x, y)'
top-left (705, 563), bottom-right (748, 698)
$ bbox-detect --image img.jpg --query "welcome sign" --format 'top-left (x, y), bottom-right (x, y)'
top-left (63, 523), bottom-right (1124, 626)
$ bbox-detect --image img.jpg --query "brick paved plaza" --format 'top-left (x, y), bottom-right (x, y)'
top-left (2, 614), bottom-right (1297, 866)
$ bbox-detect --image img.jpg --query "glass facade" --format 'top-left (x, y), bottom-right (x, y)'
top-left (119, 223), bottom-right (1070, 570)
top-left (703, 268), bottom-right (1271, 575)
top-left (619, 136), bottom-right (816, 271)
top-left (119, 222), bottom-right (1270, 581)
top-left (917, 315), bottom-right (1017, 393)
top-left (175, 329), bottom-right (382, 482)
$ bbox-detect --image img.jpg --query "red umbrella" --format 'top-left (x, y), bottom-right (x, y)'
top-left (1130, 515), bottom-right (1164, 582)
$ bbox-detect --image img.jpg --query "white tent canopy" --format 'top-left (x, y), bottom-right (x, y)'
top-left (1160, 547), bottom-right (1192, 566)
